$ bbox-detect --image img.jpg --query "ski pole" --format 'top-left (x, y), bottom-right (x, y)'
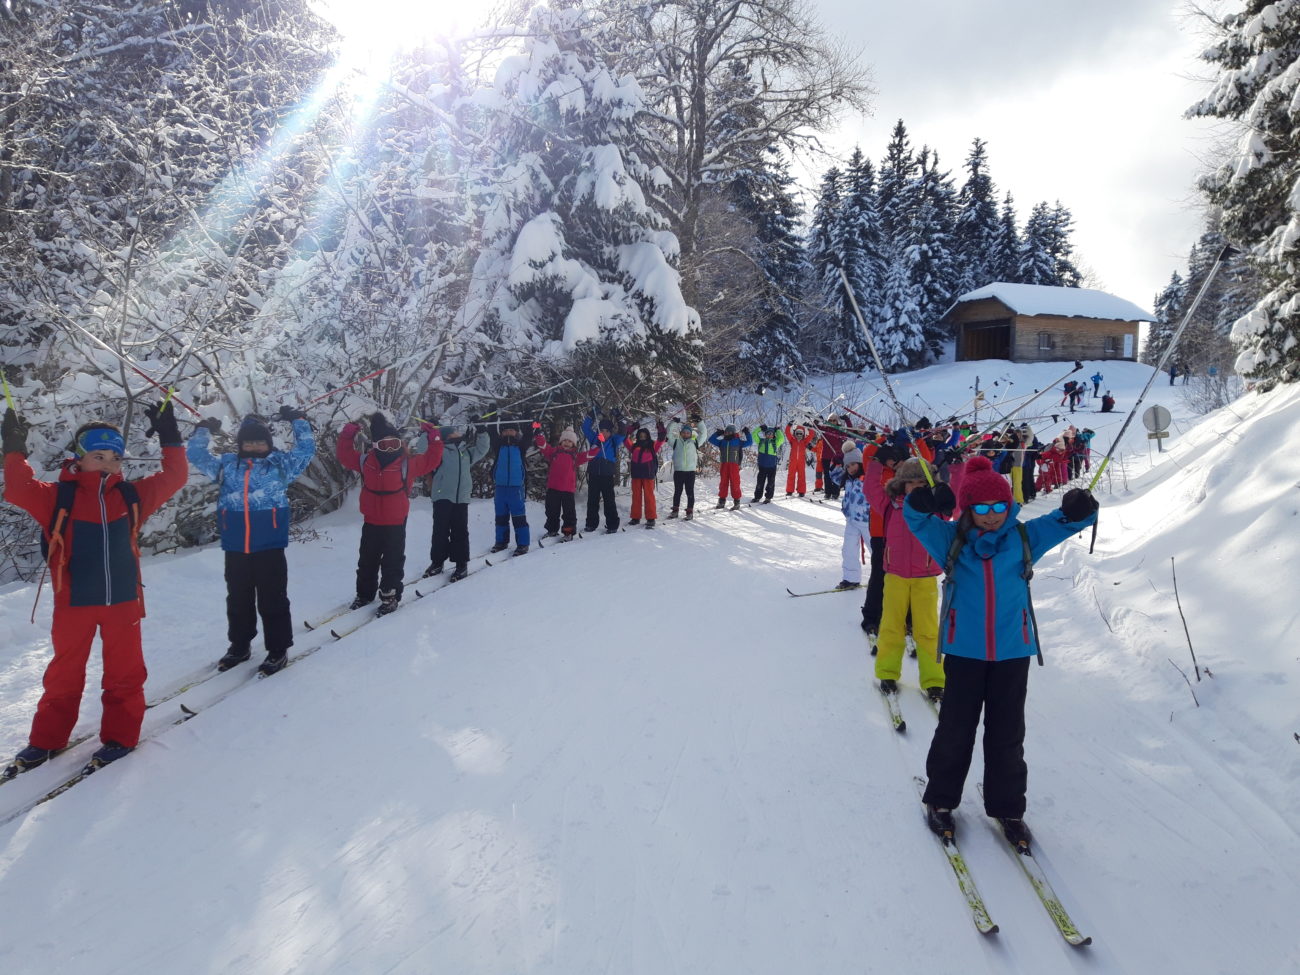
top-left (479, 378), bottom-right (575, 419)
top-left (302, 367), bottom-right (388, 406)
top-left (2, 373), bottom-right (15, 412)
top-left (59, 320), bottom-right (202, 416)
top-left (1084, 244), bottom-right (1234, 553)
top-left (838, 268), bottom-right (934, 486)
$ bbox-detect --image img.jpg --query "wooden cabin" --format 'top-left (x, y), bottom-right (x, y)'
top-left (941, 283), bottom-right (1153, 363)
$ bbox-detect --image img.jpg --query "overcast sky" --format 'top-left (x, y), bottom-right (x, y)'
top-left (804, 0), bottom-right (1231, 311)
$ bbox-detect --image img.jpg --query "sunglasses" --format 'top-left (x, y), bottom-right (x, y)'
top-left (969, 501), bottom-right (1009, 515)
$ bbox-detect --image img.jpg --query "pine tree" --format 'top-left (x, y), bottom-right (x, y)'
top-left (1187, 0), bottom-right (1300, 388)
top-left (829, 148), bottom-right (881, 370)
top-left (877, 120), bottom-right (918, 241)
top-left (989, 192), bottom-right (1021, 282)
top-left (905, 148), bottom-right (960, 359)
top-left (1016, 202), bottom-right (1058, 286)
top-left (1144, 272), bottom-right (1186, 364)
top-left (876, 248), bottom-right (926, 370)
top-left (954, 138), bottom-right (1000, 294)
top-left (1046, 203), bottom-right (1083, 287)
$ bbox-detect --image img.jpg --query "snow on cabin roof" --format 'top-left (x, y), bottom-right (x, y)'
top-left (944, 283), bottom-right (1155, 323)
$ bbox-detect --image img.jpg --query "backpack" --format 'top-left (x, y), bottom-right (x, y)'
top-left (361, 451), bottom-right (411, 497)
top-left (936, 521), bottom-right (1043, 666)
top-left (41, 479), bottom-right (142, 560)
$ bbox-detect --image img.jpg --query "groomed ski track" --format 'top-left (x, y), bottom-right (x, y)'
top-left (1, 369), bottom-right (1298, 973)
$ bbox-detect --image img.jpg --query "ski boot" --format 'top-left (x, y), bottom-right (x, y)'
top-left (628, 518), bottom-right (640, 526)
top-left (998, 817), bottom-right (1031, 850)
top-left (448, 563), bottom-right (468, 582)
top-left (422, 562), bottom-right (444, 578)
top-left (667, 508), bottom-right (679, 519)
top-left (927, 805), bottom-right (955, 839)
top-left (645, 519), bottom-right (655, 529)
top-left (762, 497), bottom-right (772, 504)
top-left (217, 646), bottom-right (251, 672)
top-left (512, 544), bottom-right (529, 556)
top-left (258, 651), bottom-right (288, 677)
top-left (84, 741), bottom-right (134, 774)
top-left (3, 745), bottom-right (57, 779)
top-left (349, 594), bottom-right (373, 611)
top-left (489, 541), bottom-right (509, 554)
top-left (715, 498), bottom-right (726, 509)
top-left (925, 686), bottom-right (944, 706)
top-left (878, 678), bottom-right (898, 695)
top-left (376, 590), bottom-right (400, 617)
top-left (684, 508), bottom-right (694, 521)
top-left (541, 530), bottom-right (559, 539)
top-left (834, 579), bottom-right (859, 591)
top-left (604, 526), bottom-right (619, 534)
top-left (730, 498), bottom-right (740, 510)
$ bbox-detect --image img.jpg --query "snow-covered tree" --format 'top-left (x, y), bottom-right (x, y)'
top-left (988, 192), bottom-right (1022, 283)
top-left (1016, 202), bottom-right (1059, 285)
top-left (875, 250), bottom-right (926, 370)
top-left (905, 148), bottom-right (960, 358)
top-left (1187, 0), bottom-right (1300, 388)
top-left (954, 138), bottom-right (1000, 293)
top-left (1144, 272), bottom-right (1187, 365)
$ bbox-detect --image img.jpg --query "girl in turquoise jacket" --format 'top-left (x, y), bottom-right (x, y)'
top-left (901, 454), bottom-right (1097, 847)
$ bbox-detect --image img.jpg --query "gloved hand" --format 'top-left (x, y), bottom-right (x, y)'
top-left (194, 417), bottom-right (223, 435)
top-left (876, 443), bottom-right (908, 466)
top-left (144, 399), bottom-right (181, 442)
top-left (469, 414), bottom-right (482, 423)
top-left (531, 420), bottom-right (542, 430)
top-left (741, 426), bottom-right (751, 436)
top-left (277, 404), bottom-right (308, 422)
top-left (1060, 488), bottom-right (1099, 522)
top-left (2, 407), bottom-right (30, 456)
top-left (908, 483), bottom-right (956, 516)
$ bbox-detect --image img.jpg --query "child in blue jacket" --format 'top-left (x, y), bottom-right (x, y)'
top-left (489, 419), bottom-right (531, 555)
top-left (902, 454), bottom-right (1097, 848)
top-left (188, 409), bottom-right (315, 675)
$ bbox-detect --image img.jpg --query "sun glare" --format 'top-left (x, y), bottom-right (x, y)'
top-left (315, 0), bottom-right (477, 62)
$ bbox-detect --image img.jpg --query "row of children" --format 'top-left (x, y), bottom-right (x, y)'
top-left (820, 413), bottom-right (1100, 842)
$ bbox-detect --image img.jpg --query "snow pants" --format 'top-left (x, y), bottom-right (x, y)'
top-left (226, 549), bottom-right (293, 656)
top-left (1010, 466), bottom-right (1025, 505)
top-left (430, 499), bottom-right (470, 568)
top-left (923, 654), bottom-right (1031, 818)
top-left (753, 467), bottom-right (776, 501)
top-left (874, 574), bottom-right (944, 689)
top-left (840, 520), bottom-right (872, 585)
top-left (585, 473), bottom-right (619, 532)
top-left (785, 459), bottom-right (806, 495)
top-left (718, 461), bottom-right (741, 500)
top-left (671, 471), bottom-right (696, 512)
top-left (494, 486), bottom-right (530, 547)
top-left (357, 521), bottom-right (407, 600)
top-left (544, 488), bottom-right (578, 536)
top-left (823, 459), bottom-right (843, 500)
top-left (630, 478), bottom-right (657, 520)
top-left (860, 536), bottom-right (886, 630)
top-left (31, 603), bottom-right (146, 750)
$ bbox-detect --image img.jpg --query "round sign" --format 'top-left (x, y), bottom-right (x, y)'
top-left (1142, 405), bottom-right (1171, 432)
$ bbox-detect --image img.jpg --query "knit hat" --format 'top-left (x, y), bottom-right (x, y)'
top-left (598, 417), bottom-right (615, 432)
top-left (890, 457), bottom-right (927, 490)
top-left (237, 414), bottom-right (273, 446)
top-left (679, 423), bottom-right (694, 436)
top-left (725, 424), bottom-right (737, 435)
top-left (842, 447), bottom-right (863, 468)
top-left (368, 412), bottom-right (400, 442)
top-left (559, 427), bottom-right (577, 445)
top-left (958, 455), bottom-right (1013, 509)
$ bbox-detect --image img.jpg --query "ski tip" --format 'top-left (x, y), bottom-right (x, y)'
top-left (329, 629), bottom-right (344, 640)
top-left (983, 922), bottom-right (1001, 936)
top-left (1070, 935), bottom-right (1093, 947)
top-left (896, 721), bottom-right (907, 733)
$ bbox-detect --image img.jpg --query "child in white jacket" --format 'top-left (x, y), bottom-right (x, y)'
top-left (829, 446), bottom-right (870, 590)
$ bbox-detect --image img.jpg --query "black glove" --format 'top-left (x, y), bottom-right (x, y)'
top-left (2, 407), bottom-right (30, 456)
top-left (277, 404), bottom-right (307, 422)
top-left (907, 483), bottom-right (956, 516)
top-left (741, 426), bottom-right (751, 436)
top-left (144, 399), bottom-right (181, 443)
top-left (1060, 488), bottom-right (1099, 522)
top-left (195, 416), bottom-right (223, 435)
top-left (876, 444), bottom-right (907, 466)
top-left (469, 414), bottom-right (481, 423)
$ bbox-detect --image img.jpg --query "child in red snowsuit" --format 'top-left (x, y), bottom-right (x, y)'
top-left (336, 412), bottom-right (443, 615)
top-left (785, 423), bottom-right (815, 496)
top-left (2, 402), bottom-right (187, 773)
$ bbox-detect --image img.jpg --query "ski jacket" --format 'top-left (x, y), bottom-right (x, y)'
top-left (188, 420), bottom-right (315, 553)
top-left (624, 428), bottom-right (667, 480)
top-left (903, 498), bottom-right (1096, 662)
top-left (784, 425), bottom-right (814, 467)
top-left (863, 459), bottom-right (940, 578)
top-left (430, 430), bottom-right (490, 504)
top-left (490, 431), bottom-right (531, 488)
top-left (4, 447), bottom-right (187, 612)
top-left (814, 424), bottom-right (849, 461)
top-left (829, 465), bottom-right (870, 523)
top-left (535, 435), bottom-right (600, 492)
top-left (581, 414), bottom-right (626, 477)
top-left (708, 430), bottom-right (753, 465)
top-left (337, 422), bottom-right (443, 525)
top-left (754, 428), bottom-right (785, 469)
top-left (666, 420), bottom-right (705, 472)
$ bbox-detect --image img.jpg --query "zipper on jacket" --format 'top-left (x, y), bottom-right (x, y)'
top-left (98, 475), bottom-right (111, 601)
top-left (243, 461), bottom-right (253, 553)
top-left (983, 558), bottom-right (997, 660)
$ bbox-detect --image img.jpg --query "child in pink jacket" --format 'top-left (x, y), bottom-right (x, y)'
top-left (863, 456), bottom-right (946, 701)
top-left (534, 424), bottom-right (600, 540)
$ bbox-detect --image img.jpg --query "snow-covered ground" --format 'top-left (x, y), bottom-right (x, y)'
top-left (0, 359), bottom-right (1296, 974)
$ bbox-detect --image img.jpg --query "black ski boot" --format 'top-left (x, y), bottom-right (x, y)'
top-left (730, 498), bottom-right (740, 510)
top-left (998, 817), bottom-right (1031, 850)
top-left (490, 541), bottom-right (509, 554)
top-left (878, 678), bottom-right (898, 695)
top-left (926, 686), bottom-right (944, 706)
top-left (449, 563), bottom-right (468, 582)
top-left (258, 650), bottom-right (288, 677)
top-left (684, 508), bottom-right (694, 521)
top-left (541, 530), bottom-right (559, 539)
top-left (715, 498), bottom-right (726, 509)
top-left (423, 562), bottom-right (444, 578)
top-left (667, 508), bottom-right (679, 519)
top-left (604, 526), bottom-right (619, 534)
top-left (349, 594), bottom-right (373, 611)
top-left (376, 590), bottom-right (400, 617)
top-left (628, 518), bottom-right (640, 526)
top-left (512, 544), bottom-right (529, 556)
top-left (927, 805), bottom-right (955, 838)
top-left (645, 519), bottom-right (655, 529)
top-left (217, 646), bottom-right (251, 672)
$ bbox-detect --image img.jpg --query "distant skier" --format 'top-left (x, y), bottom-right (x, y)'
top-left (337, 412), bottom-right (443, 616)
top-left (189, 407), bottom-right (315, 676)
top-left (752, 425), bottom-right (784, 503)
top-left (903, 455), bottom-right (1098, 845)
top-left (1090, 371), bottom-right (1103, 396)
top-left (828, 446), bottom-right (870, 590)
top-left (2, 400), bottom-right (187, 775)
top-left (1100, 391), bottom-right (1116, 413)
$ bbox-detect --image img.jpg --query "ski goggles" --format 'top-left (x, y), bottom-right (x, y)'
top-left (75, 427), bottom-right (125, 458)
top-left (374, 436), bottom-right (403, 452)
top-left (968, 501), bottom-right (1009, 515)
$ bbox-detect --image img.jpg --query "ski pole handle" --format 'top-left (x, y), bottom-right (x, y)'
top-left (2, 374), bottom-right (14, 412)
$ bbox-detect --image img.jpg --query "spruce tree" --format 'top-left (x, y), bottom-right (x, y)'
top-left (954, 138), bottom-right (1000, 294)
top-left (905, 148), bottom-right (960, 359)
top-left (989, 192), bottom-right (1021, 283)
top-left (1016, 202), bottom-right (1059, 286)
top-left (1187, 0), bottom-right (1300, 387)
top-left (1144, 272), bottom-right (1186, 364)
